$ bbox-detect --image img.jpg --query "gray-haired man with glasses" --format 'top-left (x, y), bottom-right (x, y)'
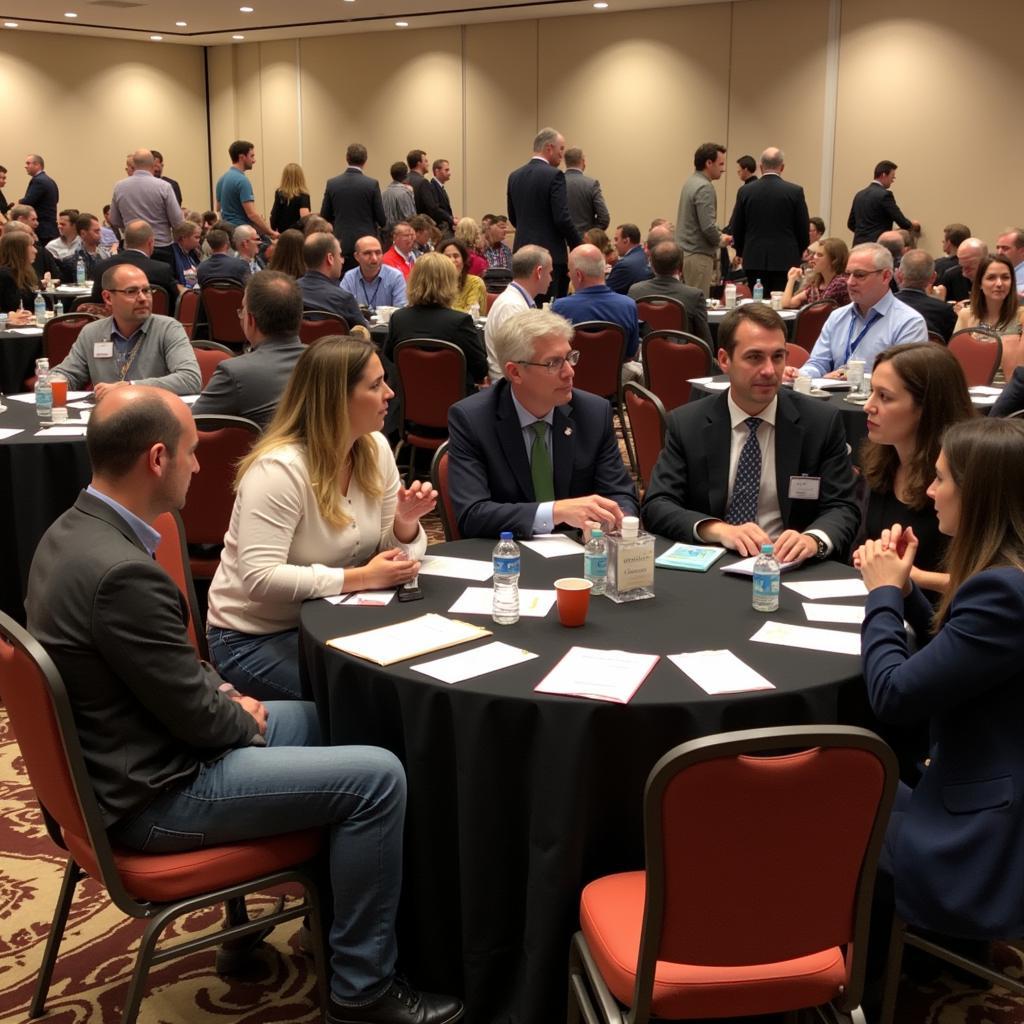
top-left (447, 307), bottom-right (638, 539)
top-left (52, 262), bottom-right (200, 397)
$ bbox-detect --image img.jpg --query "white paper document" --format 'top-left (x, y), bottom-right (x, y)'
top-left (668, 650), bottom-right (775, 695)
top-left (802, 602), bottom-right (864, 625)
top-left (448, 587), bottom-right (556, 617)
top-left (0, 428), bottom-right (24, 440)
top-left (417, 554), bottom-right (495, 581)
top-left (519, 534), bottom-right (585, 558)
top-left (688, 375), bottom-right (715, 384)
top-left (325, 590), bottom-right (397, 606)
top-left (782, 577), bottom-right (867, 600)
top-left (412, 641), bottom-right (538, 684)
top-left (534, 647), bottom-right (659, 703)
top-left (35, 425), bottom-right (88, 436)
top-left (327, 612), bottom-right (491, 665)
top-left (971, 395), bottom-right (999, 406)
top-left (180, 394), bottom-right (200, 405)
top-left (68, 400), bottom-right (95, 410)
top-left (810, 378), bottom-right (854, 391)
top-left (7, 327), bottom-right (43, 336)
top-left (750, 621), bottom-right (861, 656)
top-left (8, 390), bottom-right (92, 404)
top-left (969, 385), bottom-right (1002, 396)
top-left (721, 555), bottom-right (801, 576)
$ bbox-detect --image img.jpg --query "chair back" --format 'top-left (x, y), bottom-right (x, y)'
top-left (300, 309), bottom-right (348, 344)
top-left (175, 288), bottom-right (200, 339)
top-left (948, 327), bottom-right (1003, 386)
top-left (153, 509), bottom-right (206, 660)
top-left (0, 612), bottom-right (139, 912)
top-left (641, 330), bottom-right (714, 411)
top-left (42, 313), bottom-right (98, 366)
top-left (180, 414), bottom-right (261, 550)
top-left (200, 281), bottom-right (246, 345)
top-left (733, 281), bottom-right (752, 299)
top-left (393, 339), bottom-right (467, 447)
top-left (570, 320), bottom-right (626, 402)
top-left (623, 383), bottom-right (666, 491)
top-left (786, 343), bottom-right (810, 369)
top-left (149, 288), bottom-right (169, 316)
top-left (927, 330), bottom-right (946, 345)
top-left (430, 441), bottom-right (461, 541)
top-left (636, 296), bottom-right (688, 334)
top-left (793, 300), bottom-right (836, 348)
top-left (190, 340), bottom-right (234, 388)
top-left (628, 726), bottom-right (897, 1022)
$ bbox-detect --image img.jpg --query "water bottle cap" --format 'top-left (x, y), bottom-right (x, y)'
top-left (761, 544), bottom-right (774, 554)
top-left (591, 529), bottom-right (603, 539)
top-left (621, 516), bottom-right (639, 538)
top-left (499, 531), bottom-right (513, 540)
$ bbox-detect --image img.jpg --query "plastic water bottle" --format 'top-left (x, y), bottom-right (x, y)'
top-left (54, 298), bottom-right (64, 318)
top-left (752, 278), bottom-right (764, 302)
top-left (184, 266), bottom-right (198, 290)
top-left (724, 282), bottom-right (737, 309)
top-left (34, 292), bottom-right (46, 326)
top-left (75, 256), bottom-right (86, 286)
top-left (752, 543), bottom-right (780, 612)
top-left (584, 528), bottom-right (607, 596)
top-left (492, 531), bottom-right (520, 625)
top-left (35, 358), bottom-right (53, 421)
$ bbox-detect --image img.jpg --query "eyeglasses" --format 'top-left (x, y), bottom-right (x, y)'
top-left (108, 286), bottom-right (154, 297)
top-left (515, 349), bottom-right (580, 374)
top-left (848, 269), bottom-right (885, 281)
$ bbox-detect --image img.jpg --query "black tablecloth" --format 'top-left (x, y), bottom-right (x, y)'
top-left (0, 397), bottom-right (91, 620)
top-left (300, 538), bottom-right (871, 1024)
top-left (0, 328), bottom-right (44, 394)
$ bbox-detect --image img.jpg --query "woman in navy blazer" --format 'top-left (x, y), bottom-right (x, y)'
top-left (856, 418), bottom-right (1024, 939)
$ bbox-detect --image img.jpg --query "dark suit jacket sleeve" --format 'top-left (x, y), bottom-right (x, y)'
top-left (373, 186), bottom-right (387, 233)
top-left (320, 187), bottom-right (334, 223)
top-left (689, 295), bottom-right (712, 345)
top-left (415, 177), bottom-right (451, 231)
top-left (506, 178), bottom-right (517, 229)
top-left (640, 408), bottom-right (705, 541)
top-left (21, 175), bottom-right (46, 210)
top-left (881, 190), bottom-right (913, 231)
top-left (95, 560), bottom-right (258, 748)
top-left (730, 190), bottom-right (747, 256)
top-left (991, 366), bottom-right (1024, 417)
top-left (456, 315), bottom-right (488, 383)
top-left (191, 363), bottom-right (239, 418)
top-left (795, 188), bottom-right (810, 254)
top-left (447, 399), bottom-right (539, 538)
top-left (847, 199), bottom-right (857, 234)
top-left (550, 171), bottom-right (583, 249)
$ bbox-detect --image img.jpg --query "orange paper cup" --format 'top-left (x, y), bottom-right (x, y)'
top-left (554, 577), bottom-right (593, 627)
top-left (50, 376), bottom-right (68, 407)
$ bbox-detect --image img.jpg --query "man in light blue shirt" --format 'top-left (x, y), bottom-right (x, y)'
top-left (786, 242), bottom-right (927, 380)
top-left (215, 140), bottom-right (276, 239)
top-left (340, 235), bottom-right (407, 309)
top-left (996, 228), bottom-right (1024, 297)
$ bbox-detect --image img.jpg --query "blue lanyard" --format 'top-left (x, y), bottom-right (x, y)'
top-left (510, 282), bottom-right (534, 307)
top-left (357, 274), bottom-right (383, 310)
top-left (844, 309), bottom-right (881, 365)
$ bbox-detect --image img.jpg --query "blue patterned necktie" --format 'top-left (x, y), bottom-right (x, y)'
top-left (725, 417), bottom-right (762, 525)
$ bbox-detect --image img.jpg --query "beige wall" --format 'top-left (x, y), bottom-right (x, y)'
top-left (4, 1), bottom-right (1023, 257)
top-left (0, 30), bottom-right (208, 217)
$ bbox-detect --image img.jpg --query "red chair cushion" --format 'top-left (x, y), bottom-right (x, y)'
top-left (64, 828), bottom-right (321, 904)
top-left (580, 871), bottom-right (846, 1019)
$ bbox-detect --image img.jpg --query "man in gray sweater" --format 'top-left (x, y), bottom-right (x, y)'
top-left (52, 263), bottom-right (200, 396)
top-left (675, 141), bottom-right (732, 297)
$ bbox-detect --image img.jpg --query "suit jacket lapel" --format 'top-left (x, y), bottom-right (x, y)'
top-left (774, 394), bottom-right (802, 523)
top-left (705, 394), bottom-right (732, 517)
top-left (552, 404), bottom-right (576, 498)
top-left (496, 385), bottom-right (535, 500)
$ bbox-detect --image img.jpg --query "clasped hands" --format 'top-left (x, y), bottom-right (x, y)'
top-left (853, 523), bottom-right (918, 594)
top-left (698, 520), bottom-right (818, 562)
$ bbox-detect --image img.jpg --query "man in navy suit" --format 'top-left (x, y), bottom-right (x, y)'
top-left (605, 223), bottom-right (653, 294)
top-left (729, 148), bottom-right (809, 296)
top-left (506, 128), bottom-right (582, 300)
top-left (320, 143), bottom-right (386, 268)
top-left (447, 308), bottom-right (638, 539)
top-left (19, 153), bottom-right (58, 243)
top-left (847, 159), bottom-right (919, 246)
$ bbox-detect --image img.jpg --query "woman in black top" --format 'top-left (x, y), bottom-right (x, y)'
top-left (269, 163), bottom-right (311, 234)
top-left (0, 231), bottom-right (41, 321)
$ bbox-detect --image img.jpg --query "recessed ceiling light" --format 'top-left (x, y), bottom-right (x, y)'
top-left (232, 33), bottom-right (244, 39)
top-left (175, 20), bottom-right (187, 26)
top-left (150, 34), bottom-right (162, 39)
top-left (593, 2), bottom-right (609, 8)
top-left (3, 20), bottom-right (18, 26)
top-left (239, 5), bottom-right (254, 11)
top-left (64, 11), bottom-right (78, 17)
top-left (395, 20), bottom-right (408, 27)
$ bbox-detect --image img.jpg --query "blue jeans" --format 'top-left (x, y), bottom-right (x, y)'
top-left (111, 701), bottom-right (405, 1003)
top-left (208, 626), bottom-right (302, 701)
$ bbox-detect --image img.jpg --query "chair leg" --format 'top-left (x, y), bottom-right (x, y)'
top-left (120, 902), bottom-right (183, 1024)
top-left (302, 876), bottom-right (330, 1022)
top-left (29, 858), bottom-right (83, 1018)
top-left (878, 915), bottom-right (907, 1024)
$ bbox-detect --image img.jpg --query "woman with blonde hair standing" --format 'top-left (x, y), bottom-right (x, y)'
top-left (270, 162), bottom-right (312, 234)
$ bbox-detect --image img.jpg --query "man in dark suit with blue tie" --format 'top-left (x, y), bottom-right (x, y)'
top-left (320, 143), bottom-right (386, 268)
top-left (447, 308), bottom-right (638, 539)
top-left (506, 128), bottom-right (582, 300)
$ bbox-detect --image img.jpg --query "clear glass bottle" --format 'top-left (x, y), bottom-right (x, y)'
top-left (605, 516), bottom-right (655, 603)
top-left (752, 543), bottom-right (780, 612)
top-left (584, 528), bottom-right (607, 596)
top-left (492, 531), bottom-right (520, 625)
top-left (35, 358), bottom-right (53, 422)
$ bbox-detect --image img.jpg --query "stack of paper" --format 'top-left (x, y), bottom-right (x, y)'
top-left (535, 647), bottom-right (659, 703)
top-left (327, 613), bottom-right (491, 665)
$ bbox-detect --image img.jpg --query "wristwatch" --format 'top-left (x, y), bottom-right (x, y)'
top-left (810, 535), bottom-right (828, 561)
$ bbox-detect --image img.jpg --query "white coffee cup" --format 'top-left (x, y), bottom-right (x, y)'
top-left (847, 359), bottom-right (866, 392)
top-left (793, 375), bottom-right (812, 394)
top-left (770, 291), bottom-right (783, 310)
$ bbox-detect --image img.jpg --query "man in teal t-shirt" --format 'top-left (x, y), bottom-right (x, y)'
top-left (215, 140), bottom-right (277, 239)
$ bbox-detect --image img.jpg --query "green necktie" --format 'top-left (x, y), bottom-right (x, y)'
top-left (530, 421), bottom-right (554, 503)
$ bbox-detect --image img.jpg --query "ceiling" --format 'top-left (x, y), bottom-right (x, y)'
top-left (0, 0), bottom-right (731, 46)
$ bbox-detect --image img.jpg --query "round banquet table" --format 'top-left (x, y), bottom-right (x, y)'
top-left (0, 396), bottom-right (91, 621)
top-left (0, 326), bottom-right (44, 395)
top-left (300, 537), bottom-right (872, 1024)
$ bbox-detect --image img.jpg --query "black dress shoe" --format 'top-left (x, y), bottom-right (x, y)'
top-left (328, 978), bottom-right (464, 1024)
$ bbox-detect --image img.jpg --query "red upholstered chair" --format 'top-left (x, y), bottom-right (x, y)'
top-left (733, 281), bottom-right (753, 299)
top-left (153, 508), bottom-right (207, 660)
top-left (180, 415), bottom-right (262, 580)
top-left (484, 291), bottom-right (502, 314)
top-left (200, 280), bottom-right (246, 346)
top-left (191, 340), bottom-right (234, 388)
top-left (571, 320), bottom-right (632, 473)
top-left (641, 330), bottom-right (714, 412)
top-left (786, 342), bottom-right (811, 369)
top-left (635, 296), bottom-right (688, 334)
top-left (0, 610), bottom-right (327, 1024)
top-left (430, 441), bottom-right (461, 541)
top-left (174, 287), bottom-right (200, 339)
top-left (568, 725), bottom-right (897, 1024)
top-left (393, 339), bottom-right (467, 476)
top-left (149, 287), bottom-right (169, 316)
top-left (793, 299), bottom-right (836, 349)
top-left (948, 326), bottom-right (1003, 386)
top-left (623, 383), bottom-right (666, 494)
top-left (300, 309), bottom-right (348, 345)
top-left (42, 312), bottom-right (98, 366)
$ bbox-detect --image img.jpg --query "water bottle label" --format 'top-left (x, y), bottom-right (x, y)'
top-left (493, 556), bottom-right (520, 575)
top-left (585, 553), bottom-right (607, 577)
top-left (752, 573), bottom-right (780, 598)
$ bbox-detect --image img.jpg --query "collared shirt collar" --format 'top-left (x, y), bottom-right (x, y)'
top-left (727, 390), bottom-right (778, 429)
top-left (851, 288), bottom-right (896, 321)
top-left (86, 485), bottom-right (161, 556)
top-left (111, 316), bottom-right (150, 348)
top-left (510, 388), bottom-right (554, 430)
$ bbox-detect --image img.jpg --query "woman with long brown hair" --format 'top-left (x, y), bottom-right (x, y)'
top-left (0, 230), bottom-right (41, 321)
top-left (781, 236), bottom-right (849, 309)
top-left (954, 253), bottom-right (1024, 378)
top-left (266, 227), bottom-right (306, 278)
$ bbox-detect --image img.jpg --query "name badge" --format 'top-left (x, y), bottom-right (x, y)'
top-left (789, 475), bottom-right (821, 500)
top-left (93, 340), bottom-right (114, 358)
